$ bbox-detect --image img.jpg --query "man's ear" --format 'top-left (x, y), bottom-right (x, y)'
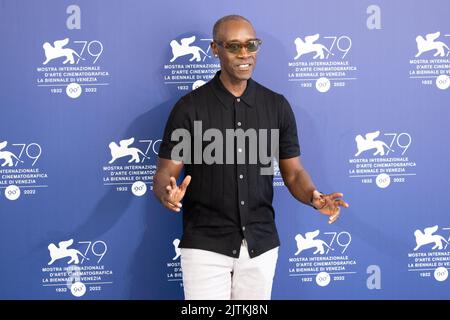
top-left (210, 42), bottom-right (218, 57)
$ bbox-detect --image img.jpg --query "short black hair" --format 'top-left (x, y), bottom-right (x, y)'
top-left (212, 15), bottom-right (253, 41)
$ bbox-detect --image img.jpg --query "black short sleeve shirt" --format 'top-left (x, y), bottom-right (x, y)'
top-left (159, 71), bottom-right (300, 258)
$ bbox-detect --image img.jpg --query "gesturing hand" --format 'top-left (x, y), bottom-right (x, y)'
top-left (311, 190), bottom-right (349, 224)
top-left (162, 175), bottom-right (191, 212)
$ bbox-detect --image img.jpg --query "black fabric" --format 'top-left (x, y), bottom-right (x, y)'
top-left (159, 71), bottom-right (300, 258)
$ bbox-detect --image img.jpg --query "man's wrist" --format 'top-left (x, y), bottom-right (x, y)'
top-left (310, 190), bottom-right (325, 210)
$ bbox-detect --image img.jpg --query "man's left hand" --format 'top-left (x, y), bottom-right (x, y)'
top-left (311, 190), bottom-right (349, 224)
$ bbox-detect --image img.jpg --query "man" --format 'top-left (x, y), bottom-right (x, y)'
top-left (153, 15), bottom-right (349, 300)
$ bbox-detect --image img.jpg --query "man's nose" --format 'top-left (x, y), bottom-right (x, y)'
top-left (237, 46), bottom-right (251, 58)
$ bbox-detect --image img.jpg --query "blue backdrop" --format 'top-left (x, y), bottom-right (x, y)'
top-left (1, 0), bottom-right (449, 299)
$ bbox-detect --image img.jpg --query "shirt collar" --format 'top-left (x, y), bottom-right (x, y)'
top-left (211, 71), bottom-right (256, 109)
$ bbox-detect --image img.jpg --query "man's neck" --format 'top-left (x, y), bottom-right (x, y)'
top-left (219, 73), bottom-right (248, 97)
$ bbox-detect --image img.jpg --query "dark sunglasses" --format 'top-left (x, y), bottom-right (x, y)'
top-left (214, 39), bottom-right (262, 54)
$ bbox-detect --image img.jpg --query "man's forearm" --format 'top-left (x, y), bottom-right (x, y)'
top-left (283, 168), bottom-right (316, 205)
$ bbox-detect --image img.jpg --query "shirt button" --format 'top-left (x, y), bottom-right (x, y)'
top-left (232, 250), bottom-right (237, 255)
top-left (237, 98), bottom-right (240, 102)
top-left (251, 249), bottom-right (254, 254)
top-left (239, 174), bottom-right (243, 179)
top-left (237, 122), bottom-right (242, 127)
top-left (242, 226), bottom-right (246, 231)
top-left (240, 201), bottom-right (245, 205)
top-left (238, 148), bottom-right (242, 152)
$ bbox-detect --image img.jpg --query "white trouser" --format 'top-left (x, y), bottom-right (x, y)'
top-left (180, 240), bottom-right (279, 300)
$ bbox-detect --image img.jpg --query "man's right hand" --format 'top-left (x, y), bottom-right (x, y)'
top-left (161, 175), bottom-right (191, 212)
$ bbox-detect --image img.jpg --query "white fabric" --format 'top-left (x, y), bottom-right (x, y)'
top-left (180, 240), bottom-right (279, 300)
